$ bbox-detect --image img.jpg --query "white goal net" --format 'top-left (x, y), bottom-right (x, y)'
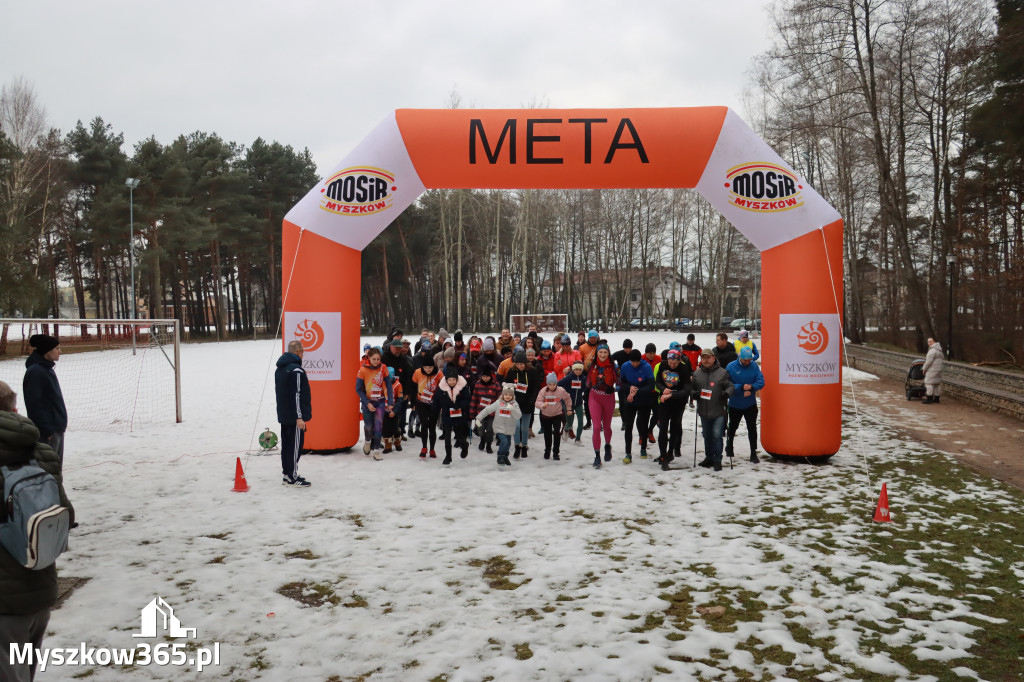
top-left (0, 319), bottom-right (182, 434)
top-left (509, 314), bottom-right (569, 336)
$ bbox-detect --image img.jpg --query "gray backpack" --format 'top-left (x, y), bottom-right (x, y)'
top-left (1, 462), bottom-right (69, 570)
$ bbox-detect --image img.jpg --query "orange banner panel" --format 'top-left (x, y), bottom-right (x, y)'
top-left (395, 108), bottom-right (728, 189)
top-left (282, 221), bottom-right (362, 451)
top-left (760, 220), bottom-right (844, 457)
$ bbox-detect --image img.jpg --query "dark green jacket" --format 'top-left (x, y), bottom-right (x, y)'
top-left (0, 410), bottom-right (74, 615)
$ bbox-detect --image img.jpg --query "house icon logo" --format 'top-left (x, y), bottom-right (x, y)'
top-left (133, 597), bottom-right (197, 638)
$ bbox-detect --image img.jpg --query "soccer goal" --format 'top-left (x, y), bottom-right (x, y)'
top-left (0, 319), bottom-right (182, 433)
top-left (509, 314), bottom-right (569, 336)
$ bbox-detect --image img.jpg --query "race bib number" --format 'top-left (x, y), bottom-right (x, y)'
top-left (499, 408), bottom-right (512, 417)
top-left (449, 408), bottom-right (463, 418)
top-left (370, 388), bottom-right (383, 399)
top-left (480, 397), bottom-right (493, 406)
top-left (515, 382), bottom-right (528, 393)
top-left (545, 395), bottom-right (557, 403)
top-left (700, 389), bottom-right (713, 401)
top-left (420, 388), bottom-right (434, 402)
top-left (571, 380), bottom-right (582, 389)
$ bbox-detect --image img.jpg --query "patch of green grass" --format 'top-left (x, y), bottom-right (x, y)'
top-left (513, 642), bottom-right (533, 660)
top-left (276, 581), bottom-right (341, 607)
top-left (284, 549), bottom-right (319, 560)
top-left (629, 613), bottom-right (664, 633)
top-left (468, 556), bottom-right (529, 590)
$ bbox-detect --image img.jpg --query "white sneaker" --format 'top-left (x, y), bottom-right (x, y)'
top-left (372, 450), bottom-right (383, 461)
top-left (363, 442), bottom-right (371, 455)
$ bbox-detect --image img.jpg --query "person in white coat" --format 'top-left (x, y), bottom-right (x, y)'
top-left (922, 338), bottom-right (945, 404)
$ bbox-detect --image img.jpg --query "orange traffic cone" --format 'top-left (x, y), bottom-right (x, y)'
top-left (231, 457), bottom-right (250, 493)
top-left (872, 483), bottom-right (891, 522)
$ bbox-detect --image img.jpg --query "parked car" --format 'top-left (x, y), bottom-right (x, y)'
top-left (731, 318), bottom-right (753, 330)
top-left (720, 317), bottom-right (734, 327)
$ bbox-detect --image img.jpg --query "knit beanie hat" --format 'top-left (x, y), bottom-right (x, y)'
top-left (546, 372), bottom-right (557, 384)
top-left (562, 334), bottom-right (571, 345)
top-left (502, 383), bottom-right (515, 397)
top-left (444, 365), bottom-right (459, 379)
top-left (482, 338), bottom-right (495, 351)
top-left (572, 362), bottom-right (584, 371)
top-left (541, 340), bottom-right (551, 350)
top-left (454, 330), bottom-right (464, 343)
top-left (629, 349), bottom-right (642, 362)
top-left (623, 338), bottom-right (633, 349)
top-left (588, 330), bottom-right (599, 339)
top-left (513, 351), bottom-right (527, 364)
top-left (444, 348), bottom-right (456, 361)
top-left (30, 334), bottom-right (59, 355)
top-left (645, 342), bottom-right (657, 353)
top-left (421, 355), bottom-right (435, 368)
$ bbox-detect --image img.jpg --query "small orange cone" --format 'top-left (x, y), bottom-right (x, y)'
top-left (872, 483), bottom-right (891, 522)
top-left (231, 457), bottom-right (250, 493)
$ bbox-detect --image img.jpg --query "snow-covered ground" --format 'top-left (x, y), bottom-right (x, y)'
top-left (15, 332), bottom-right (1020, 680)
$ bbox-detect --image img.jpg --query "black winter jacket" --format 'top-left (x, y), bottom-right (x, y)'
top-left (275, 353), bottom-right (312, 423)
top-left (23, 353), bottom-right (68, 440)
top-left (0, 411), bottom-right (74, 615)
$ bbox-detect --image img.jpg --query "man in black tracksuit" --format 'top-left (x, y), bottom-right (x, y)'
top-left (275, 340), bottom-right (312, 487)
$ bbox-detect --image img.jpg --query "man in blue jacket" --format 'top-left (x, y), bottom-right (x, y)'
top-left (725, 347), bottom-right (765, 463)
top-left (275, 340), bottom-right (312, 487)
top-left (618, 349), bottom-right (655, 463)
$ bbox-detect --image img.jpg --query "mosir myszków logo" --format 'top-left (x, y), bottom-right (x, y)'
top-left (725, 162), bottom-right (804, 213)
top-left (320, 166), bottom-right (396, 215)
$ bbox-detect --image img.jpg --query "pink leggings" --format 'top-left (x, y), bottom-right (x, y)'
top-left (589, 390), bottom-right (616, 450)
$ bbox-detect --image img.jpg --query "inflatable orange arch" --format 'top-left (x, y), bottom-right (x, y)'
top-left (283, 108), bottom-right (844, 458)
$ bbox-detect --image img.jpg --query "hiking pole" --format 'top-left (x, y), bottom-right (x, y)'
top-left (692, 404), bottom-right (699, 468)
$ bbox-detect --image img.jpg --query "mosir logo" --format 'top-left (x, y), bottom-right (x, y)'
top-left (320, 166), bottom-right (396, 215)
top-left (294, 319), bottom-right (325, 352)
top-left (725, 162), bottom-right (804, 213)
top-left (796, 321), bottom-right (829, 355)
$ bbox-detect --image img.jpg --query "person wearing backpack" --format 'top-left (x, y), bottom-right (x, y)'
top-left (0, 380), bottom-right (74, 682)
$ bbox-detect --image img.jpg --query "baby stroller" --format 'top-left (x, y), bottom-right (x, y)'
top-left (905, 359), bottom-right (927, 400)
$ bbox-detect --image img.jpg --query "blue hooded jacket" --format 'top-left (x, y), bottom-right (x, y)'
top-left (725, 359), bottom-right (764, 410)
top-left (618, 359), bottom-right (655, 407)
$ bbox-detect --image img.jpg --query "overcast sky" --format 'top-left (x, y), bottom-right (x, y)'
top-left (1, 1), bottom-right (774, 176)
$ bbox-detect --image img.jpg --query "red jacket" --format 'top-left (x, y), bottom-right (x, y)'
top-left (470, 378), bottom-right (501, 419)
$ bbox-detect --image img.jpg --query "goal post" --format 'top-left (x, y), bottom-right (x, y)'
top-left (0, 318), bottom-right (182, 432)
top-left (509, 314), bottom-right (569, 336)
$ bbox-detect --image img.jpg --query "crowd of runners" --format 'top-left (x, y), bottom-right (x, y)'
top-left (354, 325), bottom-right (764, 473)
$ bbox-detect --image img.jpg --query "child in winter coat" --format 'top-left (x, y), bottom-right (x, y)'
top-left (412, 356), bottom-right (441, 458)
top-left (558, 362), bottom-right (588, 445)
top-left (434, 365), bottom-right (471, 465)
top-left (382, 366), bottom-right (404, 453)
top-left (503, 351), bottom-right (543, 460)
top-left (535, 372), bottom-right (573, 460)
top-left (355, 347), bottom-right (393, 460)
top-left (475, 383), bottom-right (522, 466)
top-left (470, 366), bottom-right (501, 453)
